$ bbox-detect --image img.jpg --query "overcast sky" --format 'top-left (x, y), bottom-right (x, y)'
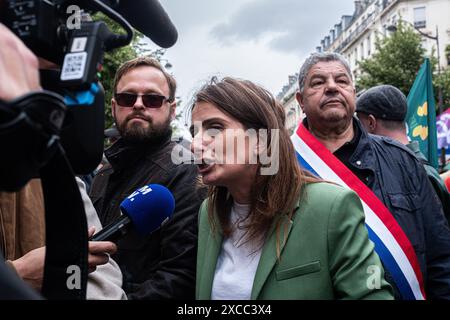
top-left (150, 0), bottom-right (355, 124)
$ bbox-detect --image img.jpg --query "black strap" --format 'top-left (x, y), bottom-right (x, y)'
top-left (1, 91), bottom-right (88, 299)
top-left (40, 145), bottom-right (89, 300)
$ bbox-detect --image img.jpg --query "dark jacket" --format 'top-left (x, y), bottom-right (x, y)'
top-left (90, 136), bottom-right (205, 300)
top-left (406, 141), bottom-right (450, 225)
top-left (334, 119), bottom-right (450, 299)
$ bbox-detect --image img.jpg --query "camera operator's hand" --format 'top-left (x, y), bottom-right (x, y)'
top-left (9, 247), bottom-right (46, 291)
top-left (0, 23), bottom-right (41, 101)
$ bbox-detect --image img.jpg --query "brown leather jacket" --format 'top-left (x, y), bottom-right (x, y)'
top-left (0, 179), bottom-right (45, 260)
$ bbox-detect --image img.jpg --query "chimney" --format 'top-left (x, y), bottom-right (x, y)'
top-left (335, 23), bottom-right (343, 36)
top-left (342, 15), bottom-right (353, 29)
top-left (354, 1), bottom-right (363, 16)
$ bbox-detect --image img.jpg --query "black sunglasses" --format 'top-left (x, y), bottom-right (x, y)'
top-left (114, 93), bottom-right (170, 108)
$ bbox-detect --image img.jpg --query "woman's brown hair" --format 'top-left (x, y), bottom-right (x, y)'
top-left (192, 77), bottom-right (318, 255)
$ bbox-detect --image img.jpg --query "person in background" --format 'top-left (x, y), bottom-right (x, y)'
top-left (356, 84), bottom-right (450, 224)
top-left (192, 77), bottom-right (393, 300)
top-left (89, 57), bottom-right (205, 299)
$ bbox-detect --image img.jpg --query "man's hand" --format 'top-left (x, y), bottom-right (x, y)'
top-left (87, 227), bottom-right (118, 273)
top-left (10, 227), bottom-right (117, 291)
top-left (0, 23), bottom-right (41, 101)
top-left (10, 247), bottom-right (46, 291)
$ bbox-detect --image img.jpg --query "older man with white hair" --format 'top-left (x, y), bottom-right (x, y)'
top-left (294, 52), bottom-right (450, 300)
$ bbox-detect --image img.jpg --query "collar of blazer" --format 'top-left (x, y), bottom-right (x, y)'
top-left (198, 202), bottom-right (298, 300)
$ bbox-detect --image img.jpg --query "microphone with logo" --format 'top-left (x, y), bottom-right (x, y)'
top-left (91, 184), bottom-right (175, 242)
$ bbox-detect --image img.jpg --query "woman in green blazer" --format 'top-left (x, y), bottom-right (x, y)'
top-left (190, 77), bottom-right (393, 300)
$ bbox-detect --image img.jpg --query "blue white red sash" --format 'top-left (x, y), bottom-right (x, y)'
top-left (292, 123), bottom-right (426, 300)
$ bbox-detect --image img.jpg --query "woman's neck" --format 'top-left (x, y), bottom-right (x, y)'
top-left (229, 188), bottom-right (252, 204)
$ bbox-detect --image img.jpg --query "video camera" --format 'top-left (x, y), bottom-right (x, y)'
top-left (0, 0), bottom-right (178, 188)
top-left (1, 0), bottom-right (177, 87)
top-left (0, 0), bottom-right (177, 300)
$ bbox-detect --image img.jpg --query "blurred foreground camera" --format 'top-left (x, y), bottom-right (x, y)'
top-left (0, 0), bottom-right (178, 177)
top-left (0, 0), bottom-right (177, 300)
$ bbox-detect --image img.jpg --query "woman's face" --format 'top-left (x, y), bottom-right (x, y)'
top-left (190, 101), bottom-right (258, 188)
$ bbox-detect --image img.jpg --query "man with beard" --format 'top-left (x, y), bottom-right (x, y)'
top-left (294, 52), bottom-right (450, 299)
top-left (89, 57), bottom-right (205, 299)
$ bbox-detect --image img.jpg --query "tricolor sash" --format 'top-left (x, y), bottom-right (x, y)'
top-left (292, 123), bottom-right (426, 300)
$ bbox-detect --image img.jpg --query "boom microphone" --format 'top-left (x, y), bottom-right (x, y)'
top-left (92, 184), bottom-right (175, 242)
top-left (113, 0), bottom-right (178, 48)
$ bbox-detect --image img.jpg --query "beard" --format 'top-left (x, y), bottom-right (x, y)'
top-left (116, 111), bottom-right (172, 145)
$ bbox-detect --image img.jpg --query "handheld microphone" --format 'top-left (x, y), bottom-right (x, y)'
top-left (92, 184), bottom-right (175, 242)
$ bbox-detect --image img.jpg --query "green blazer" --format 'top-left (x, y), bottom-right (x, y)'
top-left (196, 182), bottom-right (394, 300)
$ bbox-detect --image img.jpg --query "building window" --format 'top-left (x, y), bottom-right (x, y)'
top-left (414, 7), bottom-right (426, 29)
top-left (360, 42), bottom-right (365, 59)
top-left (391, 14), bottom-right (398, 25)
top-left (367, 35), bottom-right (372, 56)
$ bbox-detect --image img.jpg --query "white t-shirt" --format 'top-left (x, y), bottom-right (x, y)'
top-left (211, 202), bottom-right (262, 300)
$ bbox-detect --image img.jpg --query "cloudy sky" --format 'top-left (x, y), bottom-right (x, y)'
top-left (150, 0), bottom-right (355, 123)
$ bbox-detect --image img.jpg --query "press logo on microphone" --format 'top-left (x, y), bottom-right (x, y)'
top-left (127, 185), bottom-right (153, 201)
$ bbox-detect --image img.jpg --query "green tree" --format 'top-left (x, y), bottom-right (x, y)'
top-left (434, 44), bottom-right (450, 111)
top-left (357, 20), bottom-right (432, 96)
top-left (436, 67), bottom-right (450, 111)
top-left (171, 99), bottom-right (186, 139)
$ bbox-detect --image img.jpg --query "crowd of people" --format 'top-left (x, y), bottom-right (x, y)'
top-left (1, 21), bottom-right (450, 300)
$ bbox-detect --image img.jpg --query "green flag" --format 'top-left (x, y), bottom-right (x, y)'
top-left (406, 58), bottom-right (438, 169)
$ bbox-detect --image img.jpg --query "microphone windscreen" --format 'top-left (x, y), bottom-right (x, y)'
top-left (120, 184), bottom-right (175, 236)
top-left (116, 0), bottom-right (178, 48)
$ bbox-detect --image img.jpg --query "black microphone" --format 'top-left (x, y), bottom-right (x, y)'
top-left (112, 0), bottom-right (178, 48)
top-left (92, 184), bottom-right (175, 242)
